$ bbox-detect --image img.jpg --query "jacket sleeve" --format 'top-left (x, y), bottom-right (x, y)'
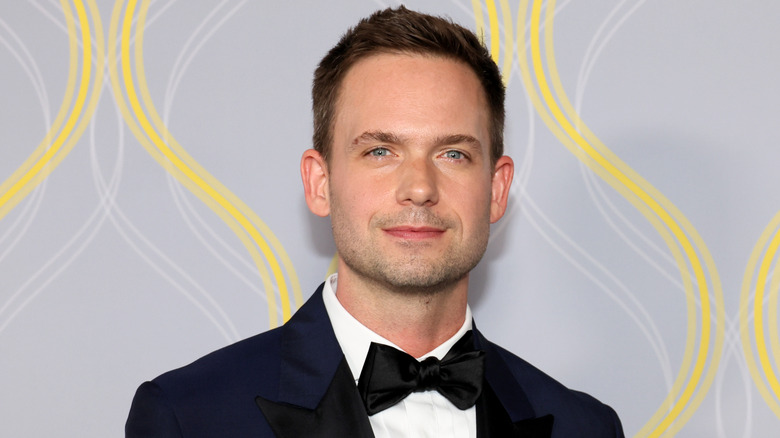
top-left (125, 381), bottom-right (184, 438)
top-left (609, 404), bottom-right (626, 438)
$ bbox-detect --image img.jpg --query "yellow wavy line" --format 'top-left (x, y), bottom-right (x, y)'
top-left (518, 1), bottom-right (724, 435)
top-left (0, 0), bottom-right (104, 221)
top-left (498, 0), bottom-right (514, 84)
top-left (131, 0), bottom-right (302, 321)
top-left (513, 4), bottom-right (695, 431)
top-left (536, 4), bottom-right (721, 435)
top-left (740, 212), bottom-right (780, 418)
top-left (768, 232), bottom-right (780, 400)
top-left (107, 0), bottom-right (301, 327)
top-left (471, 0), bottom-right (485, 43)
top-left (482, 0), bottom-right (514, 84)
top-left (533, 3), bottom-right (708, 436)
top-left (106, 2), bottom-right (278, 326)
top-left (536, 3), bottom-right (723, 435)
top-left (0, 0), bottom-right (77, 205)
top-left (754, 223), bottom-right (780, 405)
top-left (486, 0), bottom-right (500, 67)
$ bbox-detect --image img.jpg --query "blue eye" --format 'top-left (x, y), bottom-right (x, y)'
top-left (444, 150), bottom-right (464, 159)
top-left (370, 148), bottom-right (390, 157)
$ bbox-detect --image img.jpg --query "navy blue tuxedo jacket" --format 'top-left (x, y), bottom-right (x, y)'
top-left (126, 283), bottom-right (624, 437)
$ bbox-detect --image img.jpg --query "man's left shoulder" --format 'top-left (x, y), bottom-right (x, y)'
top-left (485, 339), bottom-right (624, 437)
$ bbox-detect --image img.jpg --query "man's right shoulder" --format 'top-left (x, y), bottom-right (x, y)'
top-left (154, 326), bottom-right (284, 392)
top-left (126, 328), bottom-right (285, 437)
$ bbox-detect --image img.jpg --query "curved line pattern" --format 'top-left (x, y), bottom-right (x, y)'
top-left (475, 0), bottom-right (514, 85)
top-left (160, 1), bottom-right (274, 305)
top-left (0, 0), bottom-right (104, 222)
top-left (107, 0), bottom-right (301, 328)
top-left (0, 0), bottom-right (106, 333)
top-left (497, 0), bottom-right (513, 84)
top-left (470, 0), bottom-right (485, 43)
top-left (0, 16), bottom-right (54, 264)
top-left (515, 1), bottom-right (725, 436)
top-left (713, 316), bottom-right (753, 438)
top-left (740, 212), bottom-right (780, 419)
top-left (486, 0), bottom-right (500, 66)
top-left (481, 0), bottom-right (677, 414)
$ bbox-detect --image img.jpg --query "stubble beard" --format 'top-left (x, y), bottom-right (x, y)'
top-left (330, 203), bottom-right (490, 297)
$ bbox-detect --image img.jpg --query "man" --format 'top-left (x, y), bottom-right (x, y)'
top-left (126, 6), bottom-right (624, 437)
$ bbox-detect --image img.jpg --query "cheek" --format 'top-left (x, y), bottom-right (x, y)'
top-left (331, 175), bottom-right (390, 221)
top-left (461, 185), bottom-right (494, 228)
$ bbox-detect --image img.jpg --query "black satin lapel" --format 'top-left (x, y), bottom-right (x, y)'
top-left (256, 359), bottom-right (374, 438)
top-left (514, 415), bottom-right (554, 438)
top-left (476, 382), bottom-right (518, 437)
top-left (476, 383), bottom-right (554, 438)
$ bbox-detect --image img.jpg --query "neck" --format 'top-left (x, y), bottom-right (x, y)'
top-left (335, 264), bottom-right (469, 358)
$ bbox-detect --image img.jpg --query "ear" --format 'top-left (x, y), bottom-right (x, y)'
top-left (489, 155), bottom-right (514, 223)
top-left (301, 149), bottom-right (330, 217)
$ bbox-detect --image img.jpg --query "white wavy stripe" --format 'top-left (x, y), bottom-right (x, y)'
top-left (569, 2), bottom-right (754, 434)
top-left (0, 84), bottom-right (122, 335)
top-left (731, 259), bottom-right (780, 437)
top-left (492, 0), bottom-right (574, 239)
top-left (159, 0), bottom-right (284, 312)
top-left (581, 166), bottom-right (684, 287)
top-left (27, 0), bottom-right (68, 34)
top-left (91, 79), bottom-right (241, 342)
top-left (574, 12), bottom-right (737, 431)
top-left (0, 16), bottom-right (53, 262)
top-left (0, 182), bottom-right (48, 263)
top-left (160, 0), bottom-right (261, 282)
top-left (168, 177), bottom-right (266, 297)
top-left (571, 0), bottom-right (685, 282)
top-left (162, 0), bottom-right (236, 112)
top-left (500, 5), bottom-right (671, 388)
top-left (565, 0), bottom-right (732, 426)
top-left (714, 314), bottom-right (753, 438)
top-left (0, 15), bottom-right (51, 121)
top-left (520, 189), bottom-right (674, 392)
top-left (142, 0), bottom-right (183, 29)
top-left (104, 0), bottom-right (179, 69)
top-left (112, 1), bottom-right (260, 339)
top-left (571, 0), bottom-right (686, 279)
top-left (574, 0), bottom-right (650, 114)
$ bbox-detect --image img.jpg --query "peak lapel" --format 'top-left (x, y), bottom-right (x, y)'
top-left (473, 327), bottom-right (554, 438)
top-left (477, 382), bottom-right (554, 438)
top-left (256, 359), bottom-right (374, 438)
top-left (256, 285), bottom-right (374, 437)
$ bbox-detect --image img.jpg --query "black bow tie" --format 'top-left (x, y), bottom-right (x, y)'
top-left (357, 331), bottom-right (485, 415)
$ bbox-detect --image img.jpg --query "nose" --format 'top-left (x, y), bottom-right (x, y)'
top-left (395, 156), bottom-right (439, 207)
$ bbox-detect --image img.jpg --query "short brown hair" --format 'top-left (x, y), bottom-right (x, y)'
top-left (312, 6), bottom-right (505, 165)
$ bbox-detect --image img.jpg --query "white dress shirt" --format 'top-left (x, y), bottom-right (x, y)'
top-left (322, 273), bottom-right (477, 438)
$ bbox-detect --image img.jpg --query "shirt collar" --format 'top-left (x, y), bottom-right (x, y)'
top-left (321, 273), bottom-right (473, 381)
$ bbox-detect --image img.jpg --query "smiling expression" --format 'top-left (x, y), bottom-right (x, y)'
top-left (314, 53), bottom-right (512, 294)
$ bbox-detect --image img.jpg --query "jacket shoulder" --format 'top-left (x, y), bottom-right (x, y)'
top-left (489, 341), bottom-right (624, 437)
top-left (155, 326), bottom-right (284, 400)
top-left (126, 328), bottom-right (283, 437)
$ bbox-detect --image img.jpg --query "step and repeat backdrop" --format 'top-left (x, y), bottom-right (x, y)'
top-left (2, 1), bottom-right (779, 436)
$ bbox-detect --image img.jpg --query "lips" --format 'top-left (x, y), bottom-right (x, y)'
top-left (383, 226), bottom-right (445, 240)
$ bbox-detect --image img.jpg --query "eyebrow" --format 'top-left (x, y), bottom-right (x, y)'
top-left (350, 131), bottom-right (483, 151)
top-left (352, 131), bottom-right (404, 147)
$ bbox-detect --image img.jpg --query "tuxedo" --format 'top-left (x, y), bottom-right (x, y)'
top-left (126, 283), bottom-right (624, 437)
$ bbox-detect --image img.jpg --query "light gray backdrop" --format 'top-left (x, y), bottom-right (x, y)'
top-left (2, 1), bottom-right (778, 436)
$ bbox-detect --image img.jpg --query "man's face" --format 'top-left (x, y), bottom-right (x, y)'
top-left (309, 53), bottom-right (512, 293)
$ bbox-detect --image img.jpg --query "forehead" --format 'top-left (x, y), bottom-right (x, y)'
top-left (339, 52), bottom-right (484, 103)
top-left (332, 53), bottom-right (490, 144)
